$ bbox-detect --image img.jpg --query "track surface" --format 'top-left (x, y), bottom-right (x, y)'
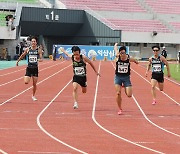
top-left (0, 60), bottom-right (179, 154)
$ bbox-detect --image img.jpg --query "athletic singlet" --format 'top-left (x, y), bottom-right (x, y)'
top-left (27, 47), bottom-right (39, 68)
top-left (72, 55), bottom-right (86, 76)
top-left (152, 56), bottom-right (164, 73)
top-left (115, 55), bottom-right (130, 76)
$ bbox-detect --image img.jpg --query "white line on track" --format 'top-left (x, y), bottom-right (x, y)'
top-left (36, 79), bottom-right (88, 154)
top-left (0, 67), bottom-right (25, 76)
top-left (92, 61), bottom-right (164, 154)
top-left (18, 151), bottom-right (70, 154)
top-left (0, 149), bottom-right (8, 154)
top-left (131, 68), bottom-right (180, 105)
top-left (0, 61), bottom-right (52, 77)
top-left (132, 95), bottom-right (180, 137)
top-left (164, 76), bottom-right (180, 86)
top-left (0, 61), bottom-right (65, 87)
top-left (0, 63), bottom-right (72, 106)
top-left (0, 128), bottom-right (39, 131)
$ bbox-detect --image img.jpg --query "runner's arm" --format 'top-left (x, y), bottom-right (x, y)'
top-left (38, 47), bottom-right (43, 62)
top-left (114, 43), bottom-right (119, 58)
top-left (60, 47), bottom-right (72, 58)
top-left (83, 56), bottom-right (100, 76)
top-left (16, 48), bottom-right (28, 66)
top-left (145, 58), bottom-right (152, 77)
top-left (161, 56), bottom-right (171, 77)
top-left (130, 57), bottom-right (139, 64)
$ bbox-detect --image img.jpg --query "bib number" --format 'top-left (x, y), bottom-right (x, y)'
top-left (29, 55), bottom-right (37, 63)
top-left (75, 67), bottom-right (85, 75)
top-left (118, 65), bottom-right (128, 73)
top-left (153, 64), bottom-right (161, 72)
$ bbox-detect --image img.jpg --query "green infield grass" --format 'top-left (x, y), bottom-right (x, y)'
top-left (164, 63), bottom-right (180, 81)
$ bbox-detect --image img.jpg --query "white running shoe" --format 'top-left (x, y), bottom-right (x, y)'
top-left (32, 95), bottom-right (37, 101)
top-left (73, 102), bottom-right (78, 109)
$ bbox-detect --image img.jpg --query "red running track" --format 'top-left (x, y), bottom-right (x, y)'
top-left (0, 60), bottom-right (179, 154)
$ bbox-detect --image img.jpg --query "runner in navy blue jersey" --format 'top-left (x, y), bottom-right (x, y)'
top-left (145, 45), bottom-right (170, 105)
top-left (16, 36), bottom-right (43, 101)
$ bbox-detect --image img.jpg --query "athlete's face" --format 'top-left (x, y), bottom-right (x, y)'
top-left (152, 47), bottom-right (159, 56)
top-left (73, 50), bottom-right (80, 59)
top-left (31, 39), bottom-right (37, 47)
top-left (119, 49), bottom-right (126, 58)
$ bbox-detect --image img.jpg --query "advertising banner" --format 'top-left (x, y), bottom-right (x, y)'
top-left (53, 45), bottom-right (129, 60)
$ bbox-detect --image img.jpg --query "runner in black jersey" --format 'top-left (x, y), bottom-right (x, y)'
top-left (114, 43), bottom-right (138, 115)
top-left (145, 45), bottom-right (170, 105)
top-left (60, 46), bottom-right (100, 109)
top-left (16, 36), bottom-right (43, 101)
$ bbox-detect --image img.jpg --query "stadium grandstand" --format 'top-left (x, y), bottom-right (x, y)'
top-left (0, 0), bottom-right (180, 60)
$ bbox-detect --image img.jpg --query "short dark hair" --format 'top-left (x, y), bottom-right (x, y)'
top-left (152, 45), bottom-right (160, 50)
top-left (71, 46), bottom-right (80, 53)
top-left (119, 46), bottom-right (126, 52)
top-left (30, 36), bottom-right (38, 42)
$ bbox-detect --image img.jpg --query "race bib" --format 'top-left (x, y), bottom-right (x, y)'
top-left (29, 55), bottom-right (37, 63)
top-left (75, 67), bottom-right (85, 75)
top-left (153, 64), bottom-right (161, 72)
top-left (118, 65), bottom-right (128, 73)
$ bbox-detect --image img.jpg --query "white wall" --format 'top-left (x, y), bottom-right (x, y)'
top-left (122, 31), bottom-right (180, 44)
top-left (0, 26), bottom-right (16, 40)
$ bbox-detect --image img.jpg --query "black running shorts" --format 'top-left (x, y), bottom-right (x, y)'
top-left (25, 67), bottom-right (38, 77)
top-left (151, 72), bottom-right (164, 83)
top-left (73, 75), bottom-right (87, 87)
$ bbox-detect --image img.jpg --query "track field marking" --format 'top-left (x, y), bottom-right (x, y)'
top-left (92, 61), bottom-right (165, 154)
top-left (0, 68), bottom-right (26, 76)
top-left (0, 64), bottom-right (72, 106)
top-left (132, 95), bottom-right (180, 137)
top-left (0, 128), bottom-right (39, 131)
top-left (164, 77), bottom-right (180, 86)
top-left (2, 110), bottom-right (28, 113)
top-left (0, 149), bottom-right (8, 154)
top-left (18, 151), bottom-right (70, 154)
top-left (0, 61), bottom-right (65, 87)
top-left (134, 142), bottom-right (154, 144)
top-left (0, 60), bottom-right (52, 77)
top-left (131, 68), bottom-right (180, 105)
top-left (111, 62), bottom-right (180, 137)
top-left (37, 79), bottom-right (88, 154)
top-left (56, 112), bottom-right (80, 115)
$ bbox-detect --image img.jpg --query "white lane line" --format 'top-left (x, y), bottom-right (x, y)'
top-left (0, 61), bottom-right (52, 77)
top-left (0, 128), bottom-right (39, 131)
top-left (132, 95), bottom-right (180, 137)
top-left (0, 61), bottom-right (65, 87)
top-left (131, 68), bottom-right (180, 106)
top-left (135, 142), bottom-right (154, 144)
top-left (37, 80), bottom-right (88, 154)
top-left (0, 64), bottom-right (72, 106)
top-left (0, 149), bottom-right (8, 154)
top-left (164, 76), bottom-right (180, 86)
top-left (0, 67), bottom-right (26, 76)
top-left (18, 151), bottom-right (70, 154)
top-left (138, 63), bottom-right (180, 86)
top-left (92, 61), bottom-right (164, 154)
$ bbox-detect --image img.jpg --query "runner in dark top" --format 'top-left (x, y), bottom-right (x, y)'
top-left (114, 43), bottom-right (138, 115)
top-left (60, 46), bottom-right (100, 109)
top-left (145, 45), bottom-right (170, 105)
top-left (16, 36), bottom-right (43, 101)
